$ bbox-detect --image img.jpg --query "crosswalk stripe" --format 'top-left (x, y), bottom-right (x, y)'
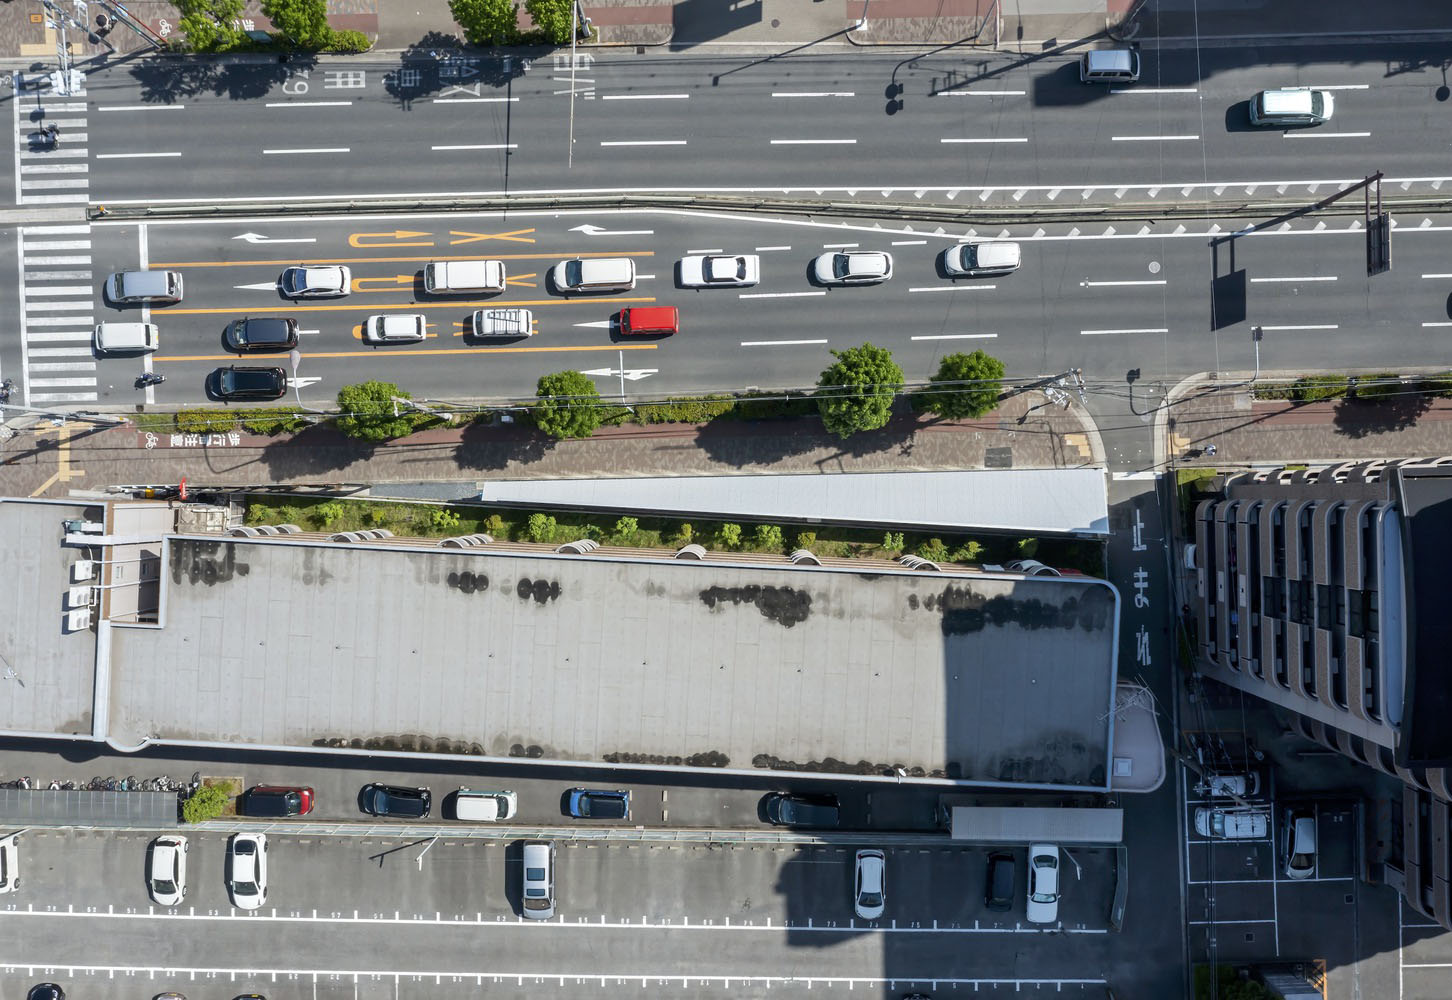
top-left (23, 255), bottom-right (92, 265)
top-left (31, 392), bottom-right (99, 402)
top-left (18, 194), bottom-right (90, 204)
top-left (20, 224), bottom-right (92, 234)
top-left (26, 270), bottom-right (93, 281)
top-left (30, 362), bottom-right (97, 372)
top-left (26, 315), bottom-right (93, 327)
top-left (21, 163), bottom-right (89, 173)
top-left (27, 300), bottom-right (97, 311)
top-left (29, 343), bottom-right (98, 353)
top-left (29, 377), bottom-right (98, 387)
top-left (22, 240), bottom-right (92, 250)
top-left (18, 149), bottom-right (89, 159)
top-left (22, 180), bottom-right (92, 191)
top-left (24, 285), bottom-right (93, 297)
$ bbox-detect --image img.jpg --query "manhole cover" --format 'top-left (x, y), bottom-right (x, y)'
top-left (984, 446), bottom-right (1013, 469)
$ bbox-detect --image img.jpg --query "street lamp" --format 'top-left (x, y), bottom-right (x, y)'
top-left (287, 349), bottom-right (324, 421)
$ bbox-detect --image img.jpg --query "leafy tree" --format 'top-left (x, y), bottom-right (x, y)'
top-left (526, 512), bottom-right (558, 542)
top-left (674, 522), bottom-right (696, 546)
top-left (524, 0), bottom-right (577, 43)
top-left (754, 524), bottom-right (783, 551)
top-left (483, 514), bottom-right (508, 537)
top-left (882, 531), bottom-right (904, 552)
top-left (795, 531), bottom-right (817, 551)
top-left (260, 0), bottom-right (333, 47)
top-left (613, 516), bottom-right (638, 542)
top-left (182, 783), bottom-right (230, 824)
top-left (917, 537), bottom-right (950, 562)
top-left (918, 350), bottom-right (1006, 420)
top-left (533, 371), bottom-right (602, 439)
top-left (176, 0), bottom-right (246, 51)
top-left (335, 381), bottom-right (417, 442)
top-left (815, 343), bottom-right (903, 439)
top-left (315, 501), bottom-right (346, 527)
top-left (716, 523), bottom-right (742, 549)
top-left (450, 0), bottom-right (521, 45)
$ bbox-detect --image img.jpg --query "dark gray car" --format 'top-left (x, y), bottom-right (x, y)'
top-left (764, 792), bottom-right (840, 828)
top-left (225, 317), bottom-right (298, 353)
top-left (210, 366), bottom-right (287, 401)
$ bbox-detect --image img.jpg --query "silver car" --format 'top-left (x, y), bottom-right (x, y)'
top-left (811, 251), bottom-right (893, 285)
top-left (362, 314), bottom-right (427, 344)
top-left (521, 840), bottom-right (555, 919)
top-left (280, 265), bottom-right (351, 298)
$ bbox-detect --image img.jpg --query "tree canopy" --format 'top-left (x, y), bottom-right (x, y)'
top-left (815, 343), bottom-right (904, 439)
top-left (917, 349), bottom-right (1006, 420)
top-left (533, 370), bottom-right (603, 439)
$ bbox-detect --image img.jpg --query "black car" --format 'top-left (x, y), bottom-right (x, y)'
top-left (225, 317), bottom-right (299, 353)
top-left (27, 985), bottom-right (65, 1000)
top-left (360, 783), bottom-right (432, 819)
top-left (763, 792), bottom-right (840, 828)
top-left (210, 366), bottom-right (287, 401)
top-left (985, 852), bottom-right (1015, 912)
top-left (566, 787), bottom-right (630, 820)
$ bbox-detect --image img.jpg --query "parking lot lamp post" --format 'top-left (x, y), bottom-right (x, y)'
top-left (416, 834), bottom-right (440, 870)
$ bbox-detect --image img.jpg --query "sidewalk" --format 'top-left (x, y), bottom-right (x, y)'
top-left (0, 391), bottom-right (1102, 498)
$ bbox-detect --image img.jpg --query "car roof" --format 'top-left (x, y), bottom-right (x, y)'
top-left (844, 252), bottom-right (887, 269)
top-left (1085, 49), bottom-right (1133, 71)
top-left (1261, 88), bottom-right (1315, 114)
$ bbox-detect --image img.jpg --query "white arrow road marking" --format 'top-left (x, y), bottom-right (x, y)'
top-left (289, 376), bottom-right (324, 388)
top-left (298, 329), bottom-right (323, 336)
top-left (233, 233), bottom-right (317, 244)
top-left (574, 321), bottom-right (614, 329)
top-left (580, 368), bottom-right (657, 381)
top-left (235, 281), bottom-right (283, 291)
top-left (569, 224), bottom-right (655, 237)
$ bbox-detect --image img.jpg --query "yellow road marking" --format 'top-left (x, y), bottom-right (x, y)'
top-left (160, 296), bottom-right (655, 316)
top-left (348, 229), bottom-right (434, 248)
top-left (449, 228), bottom-right (537, 245)
top-left (505, 274), bottom-right (538, 287)
top-left (156, 343), bottom-right (658, 363)
top-left (151, 251), bottom-right (654, 269)
top-left (353, 275), bottom-right (419, 290)
top-left (29, 422), bottom-right (84, 497)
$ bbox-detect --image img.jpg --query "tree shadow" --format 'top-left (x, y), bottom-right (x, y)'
top-left (382, 34), bottom-right (532, 108)
top-left (693, 410), bottom-right (919, 470)
top-left (1330, 395), bottom-right (1433, 439)
top-left (129, 54), bottom-right (300, 103)
top-left (257, 423), bottom-right (377, 478)
top-left (453, 417), bottom-right (553, 471)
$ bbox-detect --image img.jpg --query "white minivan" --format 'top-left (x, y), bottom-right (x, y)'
top-left (454, 788), bottom-right (518, 821)
top-left (94, 322), bottom-right (159, 354)
top-left (423, 259), bottom-right (506, 294)
top-left (521, 841), bottom-right (555, 919)
top-left (1249, 88), bottom-right (1334, 127)
top-left (550, 257), bottom-right (636, 293)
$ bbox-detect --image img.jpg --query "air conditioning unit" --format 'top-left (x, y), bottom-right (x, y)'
top-left (71, 560), bottom-right (97, 582)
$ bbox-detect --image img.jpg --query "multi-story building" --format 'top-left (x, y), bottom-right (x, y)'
top-left (1192, 458), bottom-right (1452, 926)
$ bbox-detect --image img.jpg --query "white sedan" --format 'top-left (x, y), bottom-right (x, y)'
top-left (853, 849), bottom-right (885, 920)
top-left (811, 251), bottom-right (893, 285)
top-left (362, 313), bottom-right (427, 344)
top-left (280, 264), bottom-right (351, 299)
top-left (148, 835), bottom-right (188, 906)
top-left (227, 832), bottom-right (268, 910)
top-left (1025, 843), bottom-right (1060, 924)
top-left (679, 254), bottom-right (760, 288)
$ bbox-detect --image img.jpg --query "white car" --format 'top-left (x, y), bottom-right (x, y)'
top-left (1283, 809), bottom-right (1317, 879)
top-left (280, 265), bottom-right (351, 299)
top-left (1203, 772), bottom-right (1261, 798)
top-left (148, 835), bottom-right (188, 906)
top-left (0, 832), bottom-right (18, 893)
top-left (470, 307), bottom-right (534, 339)
top-left (853, 849), bottom-right (885, 920)
top-left (679, 254), bottom-right (760, 288)
top-left (362, 313), bottom-right (427, 344)
top-left (812, 251), bottom-right (893, 285)
top-left (1025, 843), bottom-right (1060, 924)
top-left (942, 241), bottom-right (1021, 277)
top-left (227, 832), bottom-right (268, 910)
top-left (1193, 806), bottom-right (1268, 840)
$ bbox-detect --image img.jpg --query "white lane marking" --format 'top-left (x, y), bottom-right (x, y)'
top-left (30, 361), bottom-right (96, 371)
top-left (936, 89), bottom-right (1026, 96)
top-left (1258, 324), bottom-right (1338, 331)
top-left (891, 240), bottom-right (927, 245)
top-left (1250, 276), bottom-right (1338, 282)
top-left (22, 241), bottom-right (90, 251)
top-left (772, 92), bottom-right (855, 98)
top-left (822, 242), bottom-right (858, 249)
top-left (769, 138), bottom-right (857, 145)
top-left (908, 285), bottom-right (998, 293)
top-left (601, 93), bottom-right (690, 100)
top-left (600, 140), bottom-right (687, 147)
top-left (1111, 87), bottom-right (1198, 94)
top-left (1422, 322), bottom-right (1452, 328)
top-left (1188, 918), bottom-right (1280, 925)
top-left (941, 137), bottom-right (1028, 144)
top-left (687, 248), bottom-right (724, 254)
top-left (754, 245), bottom-right (791, 252)
top-left (738, 291), bottom-right (827, 299)
top-left (30, 392), bottom-right (97, 402)
top-left (741, 338), bottom-right (830, 346)
top-left (911, 333), bottom-right (998, 340)
top-left (433, 144), bottom-right (518, 150)
top-left (1310, 84), bottom-right (1371, 90)
top-left (1420, 273), bottom-right (1452, 279)
top-left (1284, 131), bottom-right (1371, 139)
top-left (1112, 471), bottom-right (1159, 480)
top-left (266, 101), bottom-right (352, 108)
top-left (431, 96), bottom-right (519, 103)
top-left (1081, 279), bottom-right (1167, 287)
top-left (96, 152), bottom-right (182, 159)
top-left (262, 147), bottom-right (350, 155)
top-left (1111, 134), bottom-right (1200, 141)
top-left (1081, 328), bottom-right (1169, 335)
top-left (98, 104), bottom-right (186, 112)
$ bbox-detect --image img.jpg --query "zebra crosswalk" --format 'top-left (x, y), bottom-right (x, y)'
top-left (13, 74), bottom-right (96, 404)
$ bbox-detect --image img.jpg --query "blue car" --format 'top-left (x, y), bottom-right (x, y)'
top-left (566, 787), bottom-right (630, 820)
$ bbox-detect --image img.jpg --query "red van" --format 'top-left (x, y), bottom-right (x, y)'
top-left (618, 306), bottom-right (679, 336)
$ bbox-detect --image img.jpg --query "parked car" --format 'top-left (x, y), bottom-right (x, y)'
top-left (226, 833), bottom-right (268, 910)
top-left (224, 316), bottom-right (298, 352)
top-left (280, 264), bottom-right (351, 298)
top-left (147, 835), bottom-right (188, 905)
top-left (566, 788), bottom-right (631, 820)
top-left (1283, 808), bottom-right (1317, 879)
top-left (854, 849), bottom-right (886, 920)
top-left (1249, 87), bottom-right (1334, 127)
top-left (0, 831), bottom-right (19, 893)
top-left (984, 851), bottom-right (1015, 912)
top-left (941, 241), bottom-right (1021, 277)
top-left (359, 783), bottom-right (431, 819)
top-left (362, 314), bottom-right (427, 345)
top-left (1025, 843), bottom-right (1060, 924)
top-left (454, 788), bottom-right (518, 822)
top-left (1203, 772), bottom-right (1261, 798)
top-left (241, 785), bottom-right (314, 817)
top-left (209, 366), bottom-right (287, 401)
top-left (1194, 806), bottom-right (1268, 840)
top-left (679, 254), bottom-right (760, 288)
top-left (811, 250), bottom-right (893, 285)
top-left (521, 840), bottom-right (556, 920)
top-left (763, 792), bottom-right (840, 828)
top-left (26, 986), bottom-right (64, 1000)
top-left (104, 269), bottom-right (182, 304)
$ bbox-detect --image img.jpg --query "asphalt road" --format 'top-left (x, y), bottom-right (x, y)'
top-left (17, 205), bottom-right (1446, 409)
top-left (70, 43), bottom-right (1452, 207)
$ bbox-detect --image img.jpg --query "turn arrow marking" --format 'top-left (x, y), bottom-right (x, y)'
top-left (569, 224), bottom-right (655, 237)
top-left (233, 232), bottom-right (318, 245)
top-left (580, 368), bottom-right (658, 381)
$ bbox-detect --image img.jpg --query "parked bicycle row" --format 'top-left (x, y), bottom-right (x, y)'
top-left (1, 773), bottom-right (199, 793)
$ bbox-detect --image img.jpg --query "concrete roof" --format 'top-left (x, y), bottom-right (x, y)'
top-left (93, 534), bottom-right (1121, 788)
top-left (480, 469), bottom-right (1111, 537)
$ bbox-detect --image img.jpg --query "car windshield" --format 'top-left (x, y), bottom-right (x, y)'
top-left (833, 255), bottom-right (853, 278)
top-left (1031, 888), bottom-right (1057, 903)
top-left (233, 880), bottom-right (257, 894)
top-left (1311, 93), bottom-right (1324, 115)
top-left (859, 891), bottom-right (882, 906)
top-left (283, 271), bottom-right (301, 293)
top-left (565, 261), bottom-right (582, 286)
top-left (153, 878), bottom-right (176, 894)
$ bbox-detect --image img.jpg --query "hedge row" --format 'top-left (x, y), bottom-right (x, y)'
top-left (1255, 372), bottom-right (1452, 403)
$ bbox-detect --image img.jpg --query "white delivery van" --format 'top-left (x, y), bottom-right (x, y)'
top-left (454, 788), bottom-right (518, 821)
top-left (94, 322), bottom-right (159, 354)
top-left (423, 259), bottom-right (507, 294)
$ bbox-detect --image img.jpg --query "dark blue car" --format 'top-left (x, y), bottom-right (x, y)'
top-left (566, 787), bottom-right (630, 820)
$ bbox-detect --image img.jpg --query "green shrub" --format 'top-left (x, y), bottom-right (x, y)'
top-left (882, 531), bottom-right (904, 552)
top-left (1017, 537), bottom-right (1040, 558)
top-left (483, 514), bottom-right (507, 538)
top-left (240, 408), bottom-right (310, 435)
top-left (182, 783), bottom-right (230, 824)
top-left (175, 408), bottom-right (239, 434)
top-left (1420, 372), bottom-right (1452, 398)
top-left (735, 390), bottom-right (817, 421)
top-left (431, 508), bottom-right (461, 530)
top-left (583, 523), bottom-right (606, 542)
top-left (674, 522), bottom-right (695, 546)
top-left (1353, 373), bottom-right (1405, 401)
top-left (754, 524), bottom-right (784, 551)
top-left (917, 537), bottom-right (950, 562)
top-left (323, 28), bottom-right (370, 51)
top-left (717, 523), bottom-right (742, 549)
top-left (314, 501), bottom-right (347, 527)
top-left (613, 516), bottom-right (638, 543)
top-left (795, 531), bottom-right (817, 551)
top-left (527, 512), bottom-right (558, 543)
top-left (952, 540), bottom-right (984, 563)
top-left (365, 508), bottom-right (389, 527)
top-left (632, 395), bottom-right (737, 424)
top-left (1290, 375), bottom-right (1349, 402)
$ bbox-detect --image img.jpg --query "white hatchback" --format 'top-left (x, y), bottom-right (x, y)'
top-left (679, 254), bottom-right (760, 288)
top-left (1025, 843), bottom-right (1060, 924)
top-left (148, 835), bottom-right (188, 906)
top-left (281, 265), bottom-right (351, 299)
top-left (227, 832), bottom-right (268, 910)
top-left (363, 314), bottom-right (427, 344)
top-left (853, 849), bottom-right (886, 920)
top-left (811, 251), bottom-right (893, 285)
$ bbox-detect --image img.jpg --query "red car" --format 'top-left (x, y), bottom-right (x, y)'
top-left (241, 785), bottom-right (313, 817)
